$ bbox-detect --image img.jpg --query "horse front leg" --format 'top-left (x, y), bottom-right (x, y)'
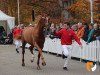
top-left (41, 51), bottom-right (46, 66)
top-left (37, 48), bottom-right (46, 70)
top-left (36, 46), bottom-right (46, 70)
top-left (22, 41), bottom-right (26, 66)
top-left (38, 48), bottom-right (46, 66)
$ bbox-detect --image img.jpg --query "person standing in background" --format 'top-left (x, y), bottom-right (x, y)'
top-left (83, 23), bottom-right (89, 42)
top-left (92, 23), bottom-right (100, 41)
top-left (77, 22), bottom-right (85, 39)
top-left (87, 24), bottom-right (94, 43)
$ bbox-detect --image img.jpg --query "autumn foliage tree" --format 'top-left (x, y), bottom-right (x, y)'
top-left (0, 0), bottom-right (33, 25)
top-left (67, 0), bottom-right (100, 23)
top-left (32, 0), bottom-right (62, 23)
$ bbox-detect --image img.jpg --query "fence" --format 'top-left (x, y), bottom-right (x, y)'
top-left (43, 37), bottom-right (100, 62)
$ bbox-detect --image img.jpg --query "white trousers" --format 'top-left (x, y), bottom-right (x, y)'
top-left (62, 45), bottom-right (73, 67)
top-left (14, 39), bottom-right (21, 50)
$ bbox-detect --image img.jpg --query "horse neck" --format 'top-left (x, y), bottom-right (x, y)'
top-left (35, 24), bottom-right (44, 33)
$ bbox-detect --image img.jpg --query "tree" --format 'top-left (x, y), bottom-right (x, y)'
top-left (67, 0), bottom-right (100, 23)
top-left (0, 0), bottom-right (64, 24)
top-left (32, 0), bottom-right (62, 18)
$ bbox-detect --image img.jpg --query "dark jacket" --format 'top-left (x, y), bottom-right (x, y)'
top-left (92, 29), bottom-right (100, 41)
top-left (83, 27), bottom-right (89, 41)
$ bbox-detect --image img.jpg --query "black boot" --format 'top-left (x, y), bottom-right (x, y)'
top-left (16, 49), bottom-right (19, 53)
top-left (62, 54), bottom-right (67, 59)
top-left (63, 67), bottom-right (68, 71)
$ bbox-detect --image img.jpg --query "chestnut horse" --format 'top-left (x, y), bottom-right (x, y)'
top-left (21, 15), bottom-right (47, 70)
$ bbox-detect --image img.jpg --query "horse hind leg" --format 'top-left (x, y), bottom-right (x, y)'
top-left (29, 46), bottom-right (34, 63)
top-left (22, 41), bottom-right (26, 66)
top-left (37, 52), bottom-right (41, 70)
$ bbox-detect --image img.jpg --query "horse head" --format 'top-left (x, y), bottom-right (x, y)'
top-left (37, 15), bottom-right (48, 28)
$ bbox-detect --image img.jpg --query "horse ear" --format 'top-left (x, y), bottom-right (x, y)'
top-left (32, 10), bottom-right (35, 21)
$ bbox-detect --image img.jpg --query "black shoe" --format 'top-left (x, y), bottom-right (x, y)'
top-left (63, 67), bottom-right (68, 71)
top-left (16, 49), bottom-right (19, 53)
top-left (62, 54), bottom-right (67, 59)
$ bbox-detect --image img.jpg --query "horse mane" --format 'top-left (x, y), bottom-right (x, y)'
top-left (32, 15), bottom-right (42, 26)
top-left (35, 16), bottom-right (46, 30)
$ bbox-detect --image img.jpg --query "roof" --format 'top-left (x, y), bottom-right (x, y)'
top-left (0, 10), bottom-right (15, 20)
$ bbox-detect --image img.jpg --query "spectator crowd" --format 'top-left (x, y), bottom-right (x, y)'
top-left (0, 22), bottom-right (100, 45)
top-left (44, 22), bottom-right (100, 44)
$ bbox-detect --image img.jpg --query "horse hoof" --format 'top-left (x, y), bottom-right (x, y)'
top-left (42, 62), bottom-right (46, 66)
top-left (30, 59), bottom-right (34, 63)
top-left (37, 66), bottom-right (41, 70)
top-left (22, 63), bottom-right (25, 66)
